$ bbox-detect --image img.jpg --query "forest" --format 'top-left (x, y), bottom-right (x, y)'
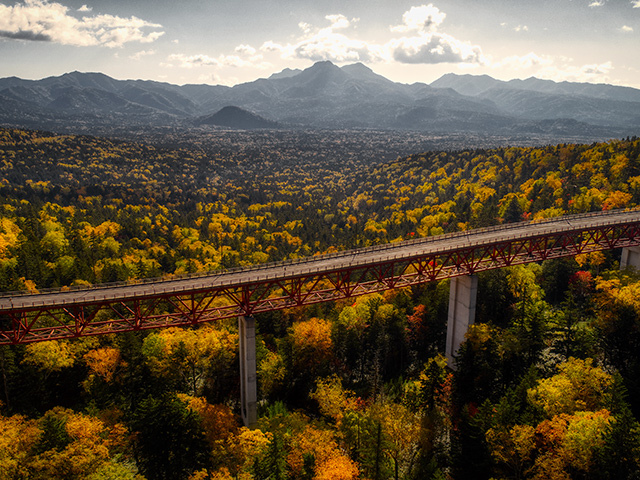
top-left (1, 127), bottom-right (640, 480)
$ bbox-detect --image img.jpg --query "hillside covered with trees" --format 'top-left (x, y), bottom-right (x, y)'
top-left (1, 128), bottom-right (640, 479)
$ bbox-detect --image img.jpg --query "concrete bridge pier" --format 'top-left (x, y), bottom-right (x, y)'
top-left (446, 275), bottom-right (478, 367)
top-left (620, 246), bottom-right (640, 270)
top-left (238, 315), bottom-right (257, 428)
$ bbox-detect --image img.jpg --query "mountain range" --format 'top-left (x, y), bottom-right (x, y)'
top-left (1, 61), bottom-right (639, 138)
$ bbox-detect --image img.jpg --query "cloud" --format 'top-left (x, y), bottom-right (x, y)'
top-left (78, 4), bottom-right (92, 12)
top-left (258, 6), bottom-right (484, 66)
top-left (0, 28), bottom-right (51, 41)
top-left (0, 0), bottom-right (164, 47)
top-left (390, 4), bottom-right (446, 33)
top-left (168, 53), bottom-right (218, 68)
top-left (235, 44), bottom-right (256, 56)
top-left (260, 14), bottom-right (384, 64)
top-left (589, 1), bottom-right (605, 7)
top-left (514, 25), bottom-right (529, 32)
top-left (388, 5), bottom-right (485, 65)
top-left (129, 49), bottom-right (155, 60)
top-left (621, 25), bottom-right (634, 32)
top-left (389, 33), bottom-right (485, 64)
top-left (632, 0), bottom-right (640, 6)
top-left (534, 61), bottom-right (614, 83)
top-left (493, 52), bottom-right (553, 70)
top-left (167, 50), bottom-right (270, 69)
top-left (325, 14), bottom-right (352, 30)
top-left (581, 61), bottom-right (613, 75)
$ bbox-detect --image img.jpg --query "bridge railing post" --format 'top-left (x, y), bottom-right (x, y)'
top-left (238, 315), bottom-right (257, 428)
top-left (446, 275), bottom-right (478, 368)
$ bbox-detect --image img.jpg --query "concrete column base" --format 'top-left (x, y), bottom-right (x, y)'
top-left (238, 315), bottom-right (257, 428)
top-left (620, 246), bottom-right (640, 270)
top-left (446, 275), bottom-right (478, 368)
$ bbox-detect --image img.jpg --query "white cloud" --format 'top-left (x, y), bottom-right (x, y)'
top-left (325, 14), bottom-right (352, 30)
top-left (298, 22), bottom-right (312, 34)
top-left (621, 25), bottom-right (634, 32)
top-left (78, 4), bottom-right (92, 12)
top-left (581, 61), bottom-right (613, 75)
top-left (390, 4), bottom-right (446, 33)
top-left (260, 14), bottom-right (384, 64)
top-left (589, 1), bottom-right (605, 7)
top-left (167, 53), bottom-right (218, 68)
top-left (493, 52), bottom-right (553, 70)
top-left (167, 49), bottom-right (270, 70)
top-left (388, 5), bottom-right (485, 65)
top-left (389, 33), bottom-right (485, 64)
top-left (235, 44), bottom-right (256, 56)
top-left (514, 25), bottom-right (529, 32)
top-left (632, 0), bottom-right (640, 6)
top-left (258, 6), bottom-right (484, 66)
top-left (129, 49), bottom-right (155, 60)
top-left (0, 0), bottom-right (164, 47)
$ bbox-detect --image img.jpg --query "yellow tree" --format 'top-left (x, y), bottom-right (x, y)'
top-left (287, 424), bottom-right (359, 480)
top-left (310, 375), bottom-right (357, 425)
top-left (531, 409), bottom-right (614, 478)
top-left (0, 411), bottom-right (41, 480)
top-left (486, 424), bottom-right (536, 479)
top-left (527, 357), bottom-right (612, 417)
top-left (371, 401), bottom-right (421, 480)
top-left (289, 317), bottom-right (333, 377)
top-left (142, 324), bottom-right (237, 396)
top-left (22, 340), bottom-right (75, 373)
top-left (27, 408), bottom-right (133, 480)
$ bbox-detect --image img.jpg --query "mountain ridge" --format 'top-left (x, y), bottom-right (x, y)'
top-left (1, 62), bottom-right (639, 138)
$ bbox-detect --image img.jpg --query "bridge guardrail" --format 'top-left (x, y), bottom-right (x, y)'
top-left (1, 207), bottom-right (639, 301)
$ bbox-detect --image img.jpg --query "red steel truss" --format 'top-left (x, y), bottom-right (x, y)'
top-left (1, 209), bottom-right (640, 344)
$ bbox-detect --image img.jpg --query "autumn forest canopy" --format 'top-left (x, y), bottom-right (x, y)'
top-left (1, 127), bottom-right (640, 480)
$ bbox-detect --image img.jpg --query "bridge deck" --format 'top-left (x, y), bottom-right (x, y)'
top-left (1, 209), bottom-right (639, 312)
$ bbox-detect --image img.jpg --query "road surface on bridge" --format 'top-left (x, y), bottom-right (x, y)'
top-left (1, 208), bottom-right (639, 312)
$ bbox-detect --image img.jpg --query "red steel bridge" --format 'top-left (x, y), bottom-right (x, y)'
top-left (2, 208), bottom-right (640, 345)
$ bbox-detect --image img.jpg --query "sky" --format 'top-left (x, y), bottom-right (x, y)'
top-left (0, 0), bottom-right (639, 88)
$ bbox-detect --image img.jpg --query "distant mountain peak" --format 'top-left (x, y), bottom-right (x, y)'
top-left (268, 68), bottom-right (302, 80)
top-left (196, 105), bottom-right (279, 129)
top-left (341, 62), bottom-right (396, 85)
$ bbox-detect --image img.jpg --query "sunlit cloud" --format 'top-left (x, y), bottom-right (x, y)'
top-left (492, 52), bottom-right (553, 70)
top-left (235, 44), bottom-right (257, 56)
top-left (129, 49), bottom-right (155, 60)
top-left (78, 4), bottom-right (92, 12)
top-left (390, 4), bottom-right (446, 33)
top-left (257, 6), bottom-right (484, 66)
top-left (259, 14), bottom-right (385, 64)
top-left (388, 5), bottom-right (485, 65)
top-left (167, 53), bottom-right (218, 68)
top-left (325, 14), bottom-right (353, 30)
top-left (589, 1), bottom-right (605, 7)
top-left (632, 0), bottom-right (640, 6)
top-left (621, 25), bottom-right (634, 33)
top-left (389, 33), bottom-right (485, 64)
top-left (0, 0), bottom-right (164, 47)
top-left (166, 50), bottom-right (271, 70)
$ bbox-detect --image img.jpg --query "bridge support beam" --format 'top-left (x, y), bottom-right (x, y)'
top-left (446, 275), bottom-right (478, 367)
top-left (238, 315), bottom-right (257, 429)
top-left (621, 246), bottom-right (640, 270)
